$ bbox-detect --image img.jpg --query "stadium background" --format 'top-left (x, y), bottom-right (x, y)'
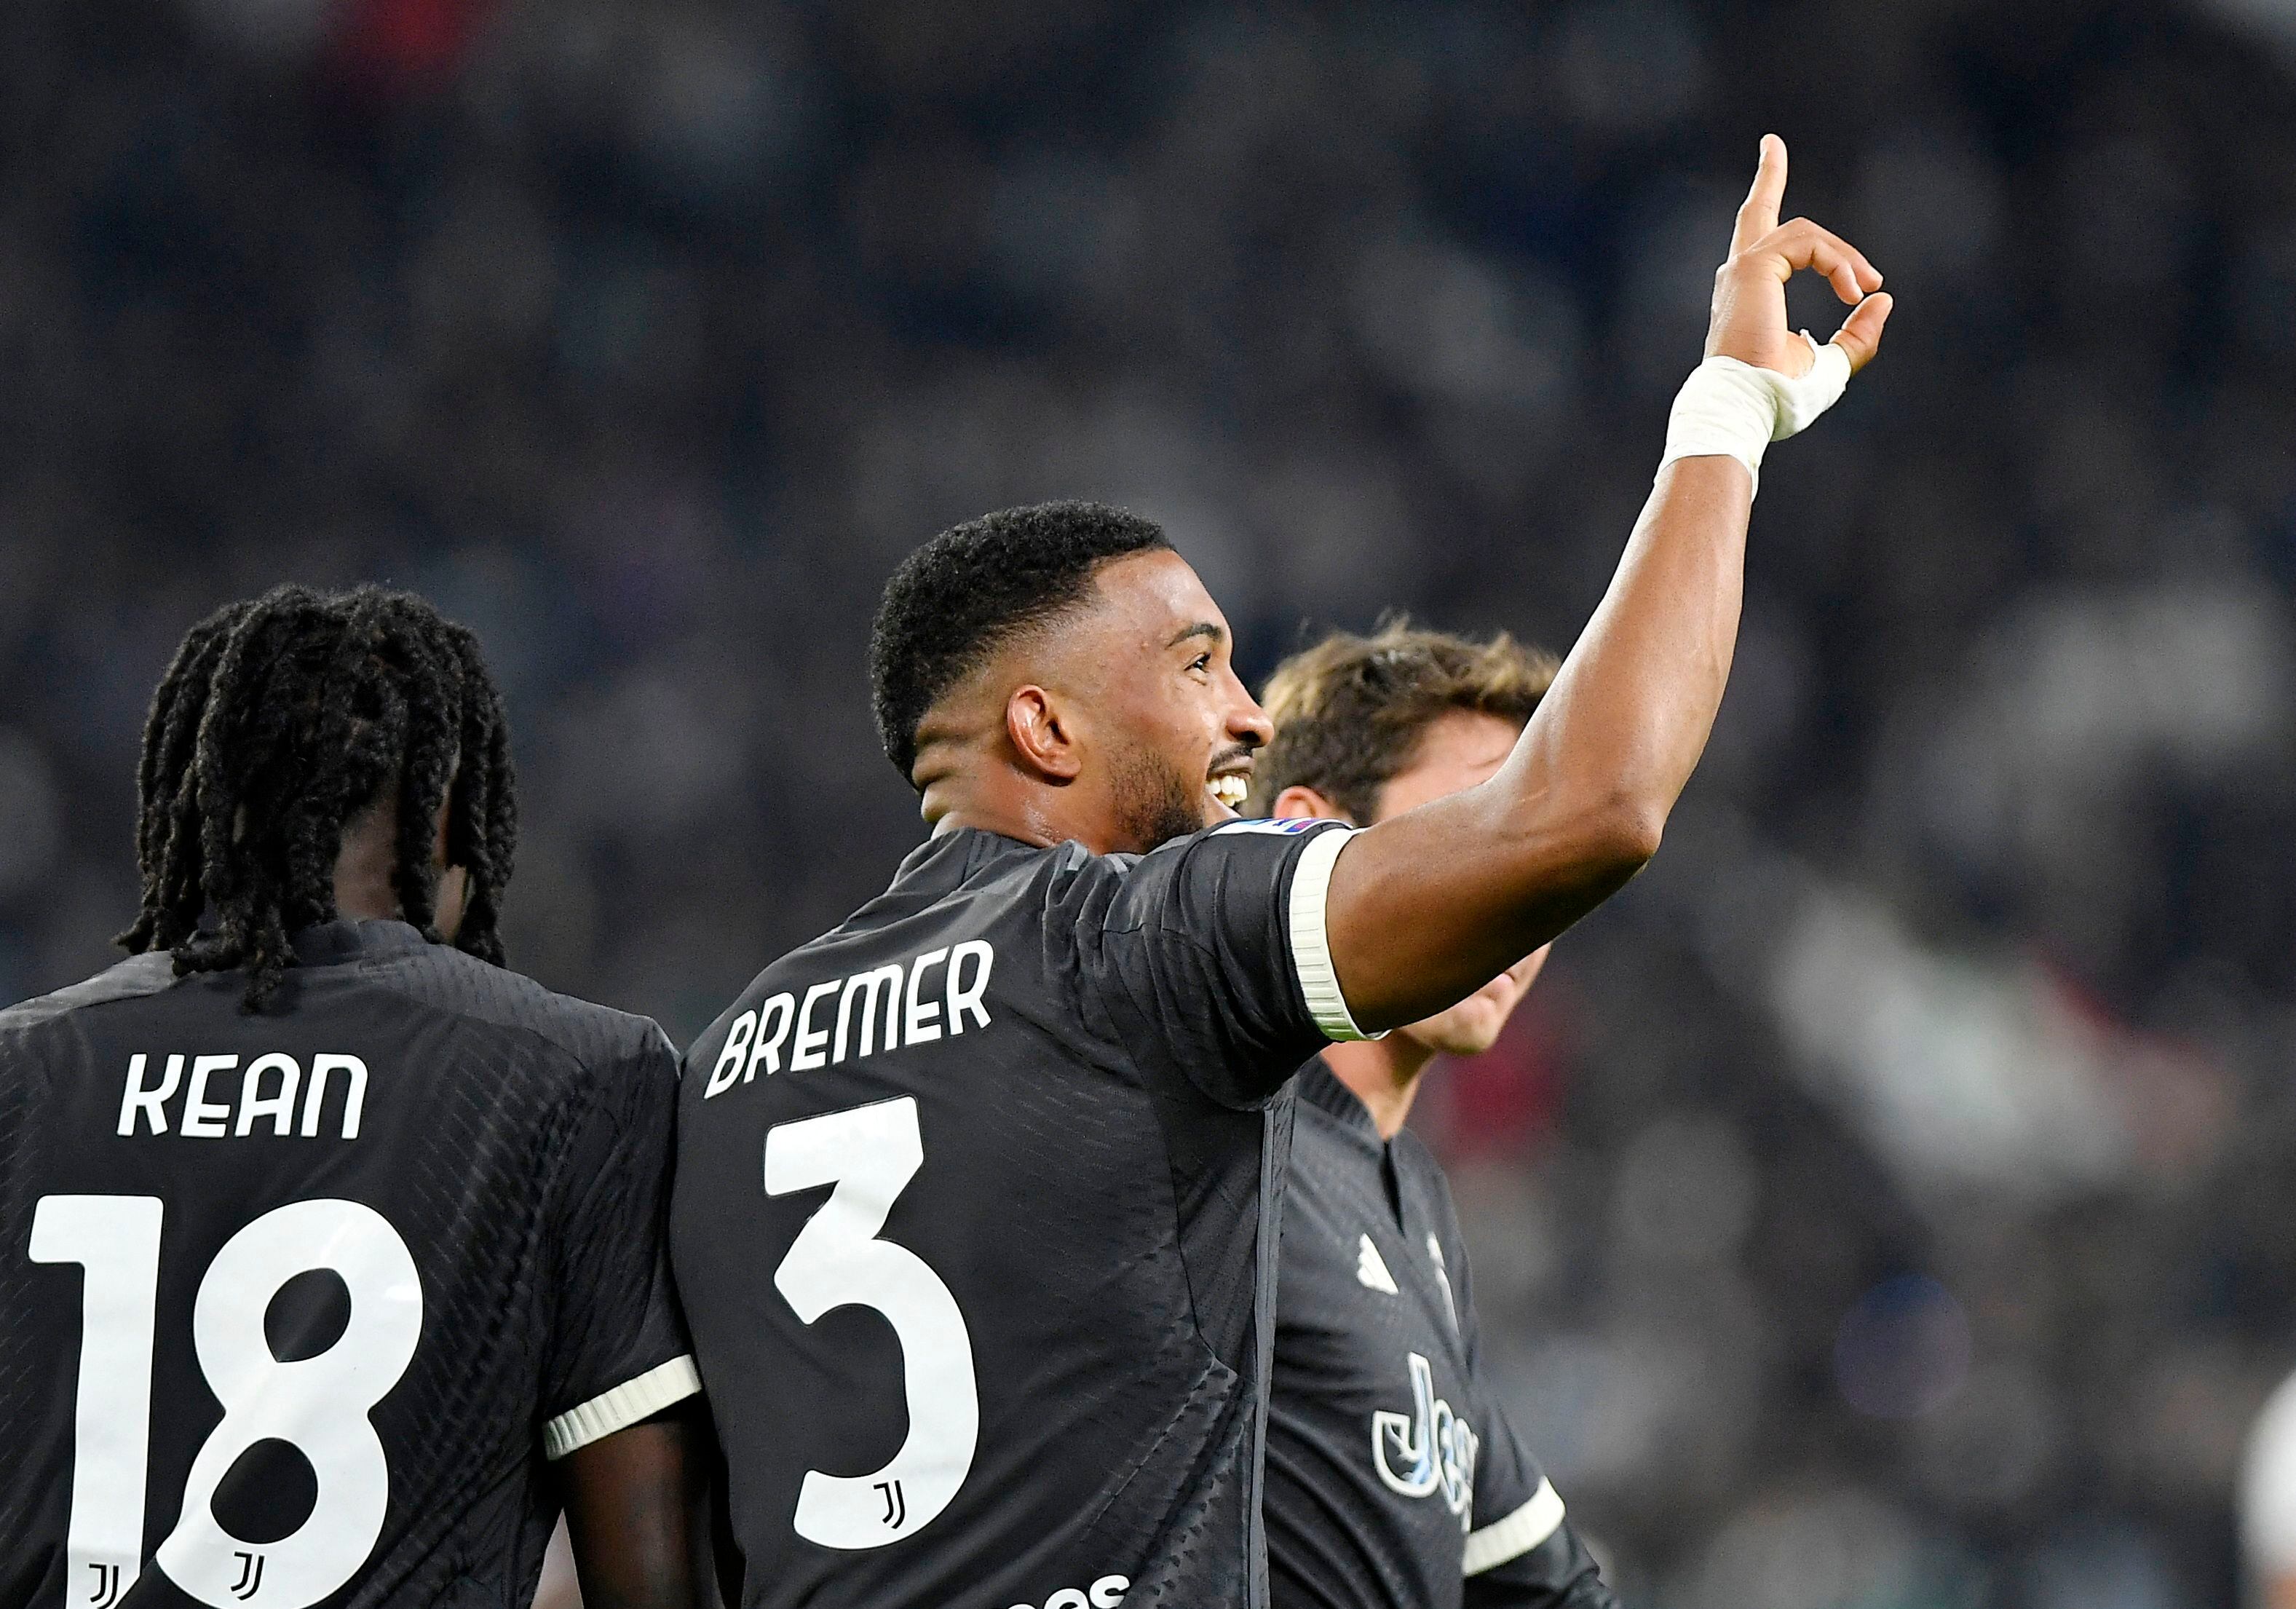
top-left (5, 0), bottom-right (2296, 1603)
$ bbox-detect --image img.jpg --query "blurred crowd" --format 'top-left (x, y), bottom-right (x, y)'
top-left (5, 0), bottom-right (2296, 1603)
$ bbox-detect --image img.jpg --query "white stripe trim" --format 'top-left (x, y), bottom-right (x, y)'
top-left (542, 1355), bottom-right (702, 1460)
top-left (1462, 1480), bottom-right (1567, 1576)
top-left (1286, 826), bottom-right (1377, 1043)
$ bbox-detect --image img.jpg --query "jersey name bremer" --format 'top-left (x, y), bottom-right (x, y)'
top-left (700, 941), bottom-right (994, 1097)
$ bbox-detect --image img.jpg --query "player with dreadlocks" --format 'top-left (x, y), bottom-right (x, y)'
top-left (1, 585), bottom-right (708, 1609)
top-left (116, 586), bottom-right (518, 1007)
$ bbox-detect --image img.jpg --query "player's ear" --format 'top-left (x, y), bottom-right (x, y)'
top-left (1270, 785), bottom-right (1352, 824)
top-left (1005, 685), bottom-right (1083, 782)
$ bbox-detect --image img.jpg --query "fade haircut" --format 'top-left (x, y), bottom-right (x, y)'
top-left (870, 499), bottom-right (1173, 781)
top-left (119, 585), bottom-right (518, 1011)
top-left (1246, 619), bottom-right (1559, 824)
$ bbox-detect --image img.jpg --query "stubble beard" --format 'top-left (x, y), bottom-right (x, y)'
top-left (1109, 744), bottom-right (1209, 855)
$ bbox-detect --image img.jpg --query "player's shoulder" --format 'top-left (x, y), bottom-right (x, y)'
top-left (847, 818), bottom-right (1344, 918)
top-left (814, 828), bottom-right (1120, 950)
top-left (1125, 815), bottom-right (1343, 872)
top-left (1057, 815), bottom-right (1348, 908)
top-left (1198, 816), bottom-right (1338, 843)
top-left (0, 952), bottom-right (178, 1038)
top-left (360, 940), bottom-right (672, 1072)
top-left (1127, 815), bottom-right (1350, 884)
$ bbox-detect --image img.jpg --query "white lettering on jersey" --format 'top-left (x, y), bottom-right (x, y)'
top-left (904, 949), bottom-right (946, 1044)
top-left (1426, 1234), bottom-right (1459, 1332)
top-left (1371, 1352), bottom-right (1478, 1528)
top-left (702, 944), bottom-right (999, 1099)
top-left (115, 1053), bottom-right (367, 1141)
top-left (791, 982), bottom-right (839, 1071)
top-left (946, 941), bottom-right (992, 1032)
top-left (1355, 1234), bottom-right (1399, 1294)
top-left (835, 967), bottom-right (904, 1064)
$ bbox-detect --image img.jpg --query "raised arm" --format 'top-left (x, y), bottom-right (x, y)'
top-left (1322, 135), bottom-right (1893, 1032)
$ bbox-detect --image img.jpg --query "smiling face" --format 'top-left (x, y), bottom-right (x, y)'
top-left (1371, 708), bottom-right (1545, 1055)
top-left (1056, 550), bottom-right (1274, 854)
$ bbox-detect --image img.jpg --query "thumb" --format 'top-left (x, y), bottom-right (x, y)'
top-left (1829, 292), bottom-right (1894, 373)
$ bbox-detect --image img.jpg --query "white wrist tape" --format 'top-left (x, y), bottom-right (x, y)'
top-left (1658, 339), bottom-right (1853, 497)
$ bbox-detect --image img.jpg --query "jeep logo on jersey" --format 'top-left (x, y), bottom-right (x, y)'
top-left (1371, 1352), bottom-right (1478, 1526)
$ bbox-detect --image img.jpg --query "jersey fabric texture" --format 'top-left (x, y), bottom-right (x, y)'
top-left (0, 920), bottom-right (698, 1609)
top-left (671, 821), bottom-right (1362, 1609)
top-left (1264, 1061), bottom-right (1614, 1609)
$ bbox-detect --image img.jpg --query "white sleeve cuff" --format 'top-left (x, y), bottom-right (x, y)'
top-left (1462, 1479), bottom-right (1567, 1576)
top-left (1286, 826), bottom-right (1379, 1043)
top-left (542, 1355), bottom-right (702, 1460)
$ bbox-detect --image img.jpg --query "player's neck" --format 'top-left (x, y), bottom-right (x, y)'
top-left (1320, 1034), bottom-right (1437, 1142)
top-left (332, 806), bottom-right (404, 922)
top-left (924, 770), bottom-right (1124, 856)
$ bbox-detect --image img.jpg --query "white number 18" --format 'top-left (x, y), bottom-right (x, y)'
top-left (30, 1195), bottom-right (422, 1609)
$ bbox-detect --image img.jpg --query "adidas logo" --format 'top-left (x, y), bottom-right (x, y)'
top-left (1356, 1234), bottom-right (1399, 1294)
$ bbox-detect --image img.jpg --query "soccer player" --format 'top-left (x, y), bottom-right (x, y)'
top-left (673, 135), bottom-right (1889, 1608)
top-left (1248, 623), bottom-right (1612, 1609)
top-left (0, 588), bottom-right (705, 1609)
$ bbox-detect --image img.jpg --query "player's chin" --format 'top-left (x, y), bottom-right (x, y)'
top-left (1412, 999), bottom-right (1510, 1058)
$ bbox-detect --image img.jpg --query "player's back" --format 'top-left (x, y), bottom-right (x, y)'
top-left (673, 820), bottom-right (1360, 1609)
top-left (0, 919), bottom-right (696, 1609)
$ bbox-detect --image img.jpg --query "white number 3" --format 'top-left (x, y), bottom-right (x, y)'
top-left (31, 1195), bottom-right (422, 1609)
top-left (765, 1096), bottom-right (979, 1550)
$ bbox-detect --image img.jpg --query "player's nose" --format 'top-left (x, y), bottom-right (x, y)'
top-left (1227, 687), bottom-right (1275, 751)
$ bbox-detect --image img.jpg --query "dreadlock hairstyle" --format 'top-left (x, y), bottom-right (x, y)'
top-left (117, 585), bottom-right (519, 1011)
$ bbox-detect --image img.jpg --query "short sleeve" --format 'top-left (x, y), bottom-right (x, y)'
top-left (537, 1024), bottom-right (701, 1460)
top-left (1461, 1515), bottom-right (1616, 1609)
top-left (1457, 1356), bottom-right (1615, 1608)
top-left (1085, 818), bottom-right (1372, 1110)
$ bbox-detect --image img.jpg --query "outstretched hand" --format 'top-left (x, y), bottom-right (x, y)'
top-left (1706, 135), bottom-right (1893, 377)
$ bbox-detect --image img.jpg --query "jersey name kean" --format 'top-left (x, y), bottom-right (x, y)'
top-left (702, 941), bottom-right (995, 1098)
top-left (116, 1051), bottom-right (368, 1140)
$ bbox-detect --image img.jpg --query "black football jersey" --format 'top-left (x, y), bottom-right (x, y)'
top-left (670, 819), bottom-right (1366, 1609)
top-left (1264, 1062), bottom-right (1614, 1609)
top-left (0, 920), bottom-right (698, 1609)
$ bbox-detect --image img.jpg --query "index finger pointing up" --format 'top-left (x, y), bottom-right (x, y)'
top-left (1731, 134), bottom-right (1788, 256)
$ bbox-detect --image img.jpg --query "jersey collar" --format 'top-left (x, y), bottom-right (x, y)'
top-left (289, 918), bottom-right (435, 965)
top-left (1297, 1055), bottom-right (1382, 1144)
top-left (890, 827), bottom-right (1058, 894)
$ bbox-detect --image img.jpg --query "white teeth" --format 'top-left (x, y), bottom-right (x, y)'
top-left (1209, 775), bottom-right (1248, 810)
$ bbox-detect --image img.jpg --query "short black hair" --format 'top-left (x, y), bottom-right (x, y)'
top-left (118, 584), bottom-right (518, 1011)
top-left (869, 499), bottom-right (1173, 780)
